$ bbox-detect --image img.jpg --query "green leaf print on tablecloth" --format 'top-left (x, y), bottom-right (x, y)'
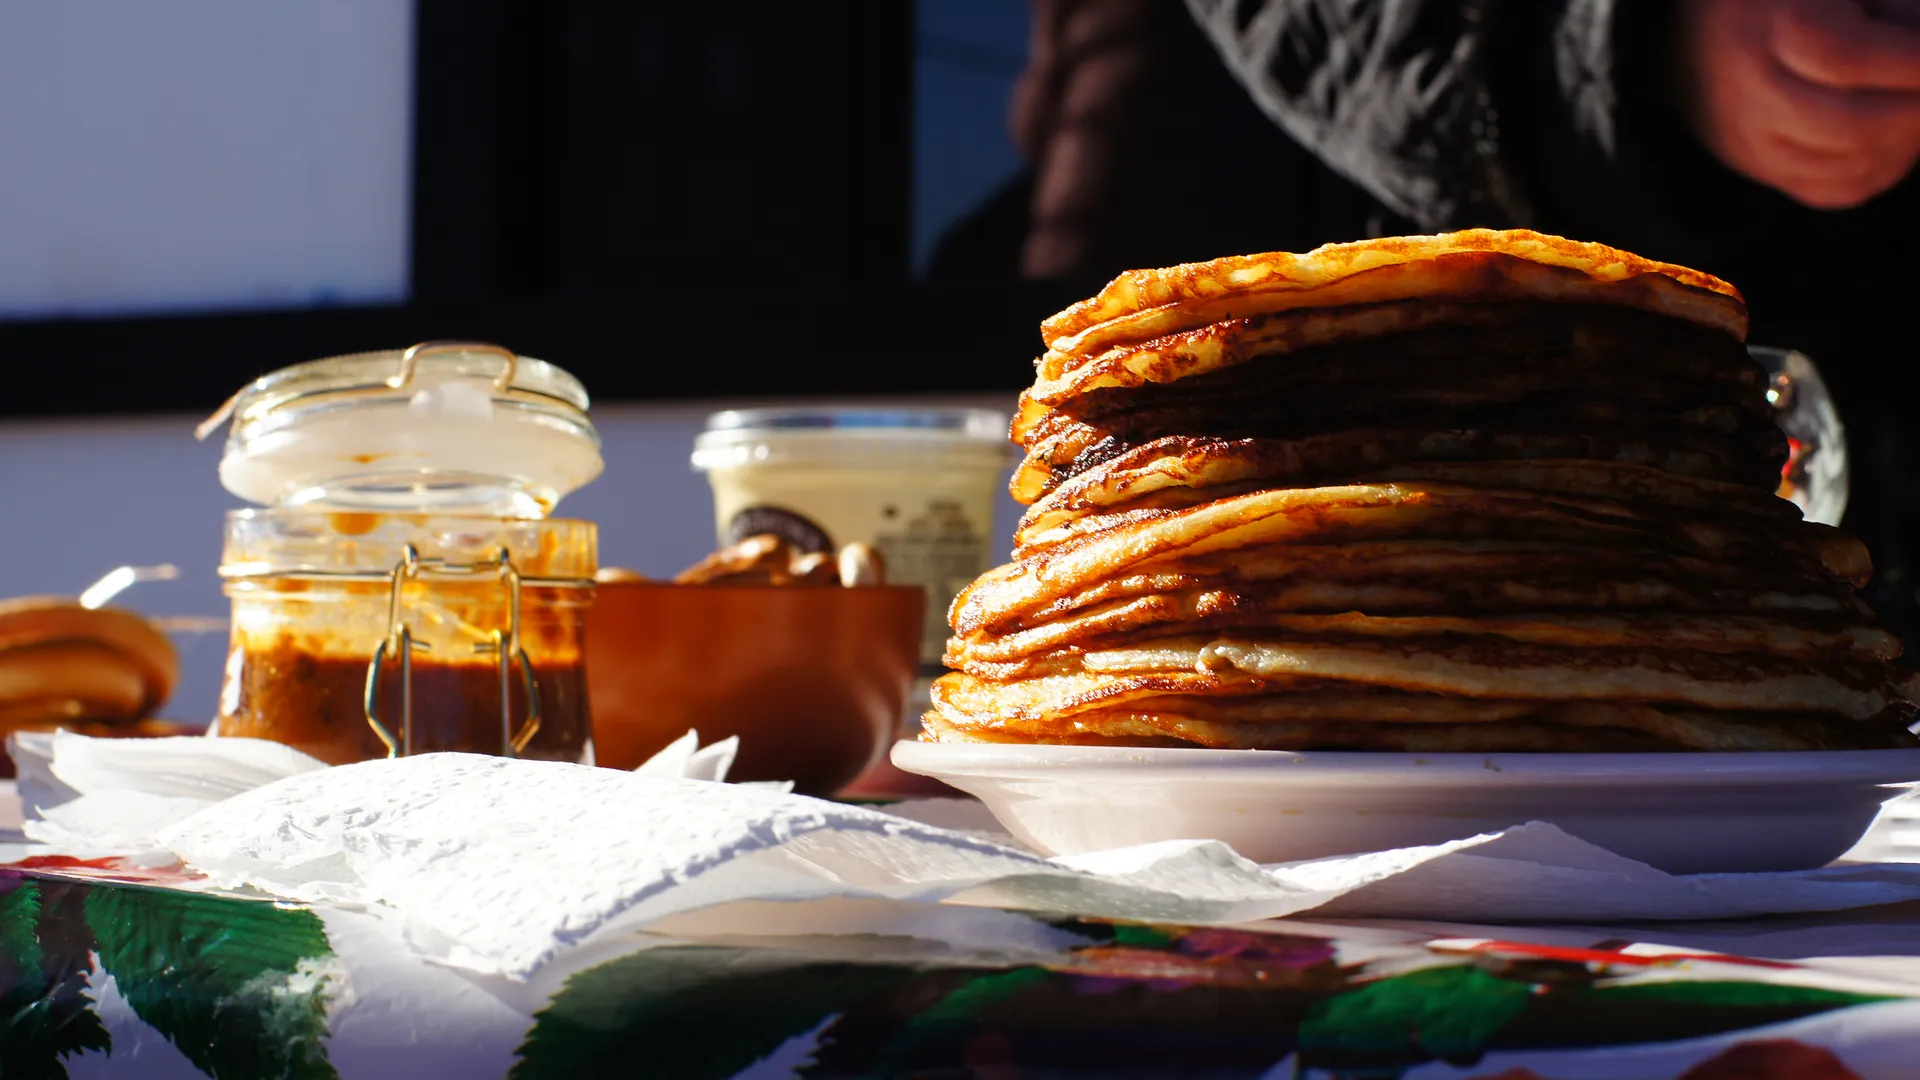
top-left (512, 945), bottom-right (919, 1080)
top-left (84, 885), bottom-right (338, 1080)
top-left (1296, 961), bottom-right (1899, 1076)
top-left (513, 927), bottom-right (1334, 1079)
top-left (1301, 965), bottom-right (1536, 1064)
top-left (512, 925), bottom-right (1915, 1080)
top-left (0, 879), bottom-right (110, 1080)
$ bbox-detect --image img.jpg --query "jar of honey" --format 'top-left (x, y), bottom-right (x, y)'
top-left (204, 342), bottom-right (601, 764)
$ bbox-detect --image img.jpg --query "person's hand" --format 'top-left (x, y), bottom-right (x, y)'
top-left (1673, 0), bottom-right (1920, 209)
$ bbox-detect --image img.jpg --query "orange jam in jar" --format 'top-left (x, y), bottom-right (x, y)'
top-left (204, 343), bottom-right (603, 764)
top-left (216, 510), bottom-right (597, 765)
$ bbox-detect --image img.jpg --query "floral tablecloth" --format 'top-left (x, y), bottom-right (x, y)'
top-left (6, 855), bottom-right (1920, 1080)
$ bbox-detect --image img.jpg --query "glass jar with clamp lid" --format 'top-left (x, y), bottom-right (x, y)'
top-left (203, 342), bottom-right (602, 764)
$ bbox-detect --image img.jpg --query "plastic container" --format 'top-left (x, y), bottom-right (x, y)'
top-left (691, 407), bottom-right (1011, 672)
top-left (203, 341), bottom-right (604, 765)
top-left (217, 510), bottom-right (597, 765)
top-left (207, 341), bottom-right (603, 519)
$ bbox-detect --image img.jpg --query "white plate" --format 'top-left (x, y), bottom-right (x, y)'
top-left (891, 742), bottom-right (1920, 874)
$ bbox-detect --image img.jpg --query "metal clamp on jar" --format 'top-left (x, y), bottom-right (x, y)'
top-left (202, 342), bottom-right (602, 765)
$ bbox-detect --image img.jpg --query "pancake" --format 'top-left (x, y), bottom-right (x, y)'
top-left (932, 637), bottom-right (1919, 723)
top-left (1018, 445), bottom-right (1798, 543)
top-left (922, 704), bottom-right (1917, 752)
top-left (1049, 633), bottom-right (1915, 719)
top-left (1023, 367), bottom-right (1776, 464)
top-left (1015, 411), bottom-right (1788, 508)
top-left (929, 229), bottom-right (1915, 754)
top-left (1019, 299), bottom-right (1760, 444)
top-left (1012, 298), bottom-right (1784, 506)
top-left (965, 537), bottom-right (1861, 630)
top-left (1010, 483), bottom-right (1834, 562)
top-left (961, 544), bottom-right (1864, 644)
top-left (1038, 230), bottom-right (1747, 373)
top-left (959, 485), bottom-right (1868, 635)
top-left (995, 576), bottom-right (1864, 648)
top-left (933, 672), bottom-right (1602, 727)
top-left (923, 709), bottom-right (1684, 751)
top-left (952, 608), bottom-right (1899, 669)
top-left (1023, 299), bottom-right (1760, 420)
top-left (1014, 418), bottom-right (1786, 504)
top-left (1020, 427), bottom-right (1780, 510)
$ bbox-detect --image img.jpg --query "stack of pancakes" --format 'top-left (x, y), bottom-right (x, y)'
top-left (928, 230), bottom-right (1920, 752)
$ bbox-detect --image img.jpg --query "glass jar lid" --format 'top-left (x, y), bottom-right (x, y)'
top-left (691, 406), bottom-right (1011, 471)
top-left (203, 341), bottom-right (604, 518)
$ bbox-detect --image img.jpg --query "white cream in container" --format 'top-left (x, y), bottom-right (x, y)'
top-left (691, 407), bottom-right (1011, 671)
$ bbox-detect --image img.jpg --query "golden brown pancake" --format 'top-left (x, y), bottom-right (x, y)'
top-left (958, 485), bottom-right (1867, 636)
top-left (952, 608), bottom-right (1899, 669)
top-left (930, 229), bottom-right (1916, 753)
top-left (963, 540), bottom-right (1867, 638)
top-left (1019, 300), bottom-right (1760, 444)
top-left (1050, 634), bottom-right (1913, 719)
top-left (1024, 299), bottom-right (1759, 423)
top-left (1011, 298), bottom-right (1785, 510)
top-left (1018, 447), bottom-right (1798, 544)
top-left (1038, 229), bottom-right (1747, 372)
top-left (1018, 427), bottom-right (1779, 511)
top-left (922, 705), bottom-right (1917, 752)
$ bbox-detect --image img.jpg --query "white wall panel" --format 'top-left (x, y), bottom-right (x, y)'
top-left (0, 1), bottom-right (413, 318)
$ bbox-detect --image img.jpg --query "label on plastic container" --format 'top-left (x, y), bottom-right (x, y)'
top-left (723, 506), bottom-right (835, 555)
top-left (869, 498), bottom-right (988, 669)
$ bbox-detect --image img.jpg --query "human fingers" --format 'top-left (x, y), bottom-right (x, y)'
top-left (1758, 58), bottom-right (1920, 155)
top-left (1755, 133), bottom-right (1919, 207)
top-left (1709, 60), bottom-right (1920, 205)
top-left (1775, 0), bottom-right (1920, 91)
top-left (1677, 0), bottom-right (1920, 207)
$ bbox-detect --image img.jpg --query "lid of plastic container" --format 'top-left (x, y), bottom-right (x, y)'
top-left (692, 406), bottom-right (1011, 471)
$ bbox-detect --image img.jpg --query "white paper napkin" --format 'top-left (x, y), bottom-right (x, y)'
top-left (11, 729), bottom-right (327, 852)
top-left (19, 735), bottom-right (1920, 982)
top-left (9, 727), bottom-right (756, 852)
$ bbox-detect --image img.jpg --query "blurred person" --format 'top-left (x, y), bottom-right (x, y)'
top-left (1182, 0), bottom-right (1920, 637)
top-left (926, 0), bottom-right (1405, 281)
top-left (933, 0), bottom-right (1920, 643)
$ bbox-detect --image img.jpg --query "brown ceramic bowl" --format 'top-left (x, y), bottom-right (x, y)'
top-left (584, 580), bottom-right (924, 795)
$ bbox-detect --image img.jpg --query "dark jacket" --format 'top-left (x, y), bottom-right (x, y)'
top-left (1186, 0), bottom-right (1920, 640)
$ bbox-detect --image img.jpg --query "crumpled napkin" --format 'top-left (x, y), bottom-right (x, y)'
top-left (11, 729), bottom-right (327, 853)
top-left (14, 735), bottom-right (1920, 982)
top-left (632, 729), bottom-right (737, 781)
top-left (8, 728), bottom-right (758, 853)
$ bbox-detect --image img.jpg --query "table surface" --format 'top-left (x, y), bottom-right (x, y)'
top-left (5, 853), bottom-right (1920, 1080)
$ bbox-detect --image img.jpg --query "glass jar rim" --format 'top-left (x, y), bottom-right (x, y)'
top-left (218, 508), bottom-right (598, 584)
top-left (200, 341), bottom-right (590, 442)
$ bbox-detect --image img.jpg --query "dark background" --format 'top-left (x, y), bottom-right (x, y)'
top-left (0, 0), bottom-right (1398, 418)
top-left (0, 1), bottom-right (1087, 416)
